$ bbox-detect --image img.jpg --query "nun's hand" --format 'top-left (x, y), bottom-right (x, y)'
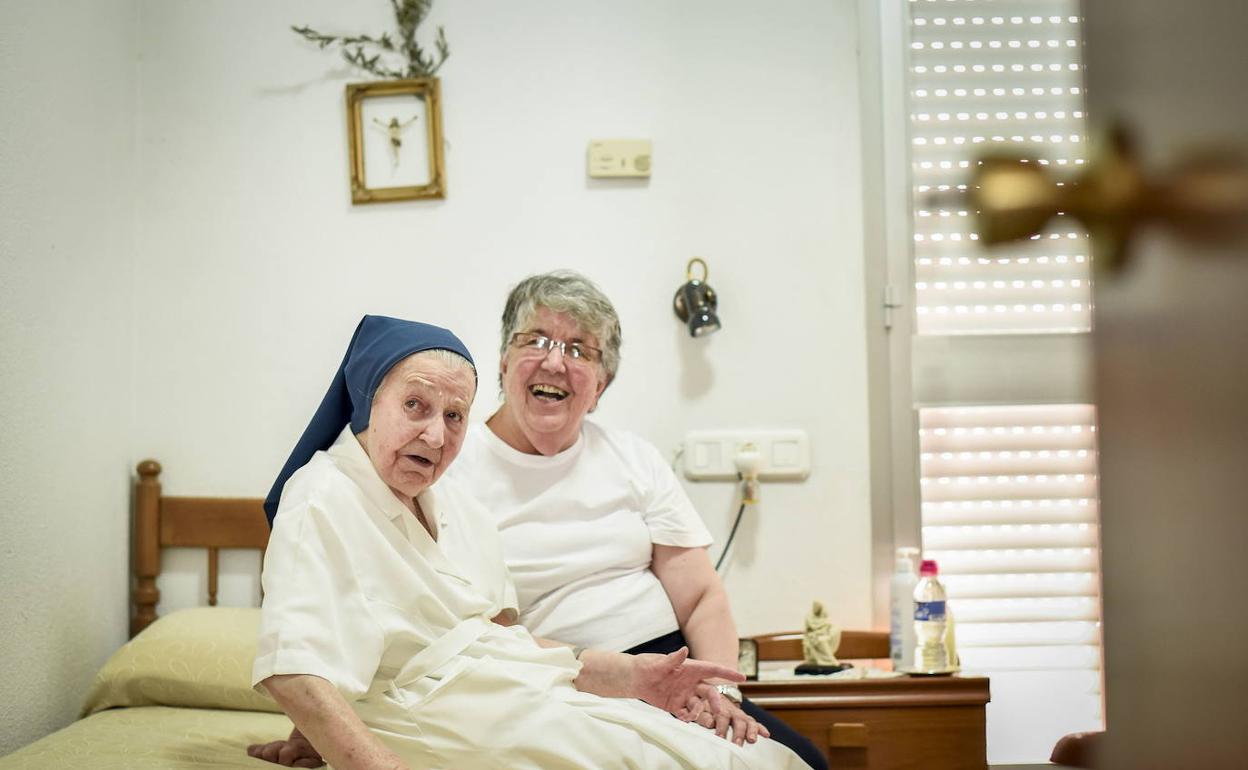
top-left (246, 727), bottom-right (324, 768)
top-left (631, 646), bottom-right (744, 718)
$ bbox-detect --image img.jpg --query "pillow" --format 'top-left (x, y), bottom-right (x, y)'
top-left (82, 606), bottom-right (281, 716)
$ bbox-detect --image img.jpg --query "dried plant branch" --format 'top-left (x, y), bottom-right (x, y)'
top-left (292, 0), bottom-right (448, 80)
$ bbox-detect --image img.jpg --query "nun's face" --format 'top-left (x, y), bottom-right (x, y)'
top-left (358, 351), bottom-right (476, 508)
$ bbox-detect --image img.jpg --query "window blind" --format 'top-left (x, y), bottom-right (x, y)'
top-left (909, 0), bottom-right (1092, 335)
top-left (905, 2), bottom-right (1103, 762)
top-left (918, 404), bottom-right (1103, 762)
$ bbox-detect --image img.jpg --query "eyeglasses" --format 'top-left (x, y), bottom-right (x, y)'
top-left (509, 332), bottom-right (603, 364)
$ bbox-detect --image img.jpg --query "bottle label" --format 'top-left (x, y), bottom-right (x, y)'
top-left (914, 600), bottom-right (946, 622)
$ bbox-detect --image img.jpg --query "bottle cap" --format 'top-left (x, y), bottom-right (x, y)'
top-left (919, 559), bottom-right (939, 577)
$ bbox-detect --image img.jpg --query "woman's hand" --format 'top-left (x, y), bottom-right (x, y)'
top-left (630, 646), bottom-right (744, 718)
top-left (247, 727), bottom-right (325, 767)
top-left (685, 694), bottom-right (771, 745)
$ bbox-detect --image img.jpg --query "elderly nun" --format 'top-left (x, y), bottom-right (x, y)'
top-left (252, 316), bottom-right (806, 770)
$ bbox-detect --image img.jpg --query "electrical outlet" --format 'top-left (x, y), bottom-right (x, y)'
top-left (587, 139), bottom-right (652, 178)
top-left (681, 429), bottom-right (810, 481)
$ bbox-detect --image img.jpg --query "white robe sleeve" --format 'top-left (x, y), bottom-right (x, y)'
top-left (253, 501), bottom-right (385, 702)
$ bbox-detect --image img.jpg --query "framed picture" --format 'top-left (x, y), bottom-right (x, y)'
top-left (345, 78), bottom-right (445, 204)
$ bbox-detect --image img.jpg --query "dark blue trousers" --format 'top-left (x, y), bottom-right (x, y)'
top-left (625, 631), bottom-right (827, 770)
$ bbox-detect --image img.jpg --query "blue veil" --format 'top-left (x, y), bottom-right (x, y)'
top-left (263, 315), bottom-right (475, 525)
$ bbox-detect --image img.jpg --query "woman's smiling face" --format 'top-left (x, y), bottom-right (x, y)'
top-left (358, 351), bottom-right (476, 508)
top-left (495, 306), bottom-right (608, 456)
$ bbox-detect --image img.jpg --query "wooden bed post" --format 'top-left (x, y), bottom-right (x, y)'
top-left (132, 459), bottom-right (162, 637)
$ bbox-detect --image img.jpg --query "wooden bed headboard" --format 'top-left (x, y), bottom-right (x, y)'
top-left (131, 459), bottom-right (270, 637)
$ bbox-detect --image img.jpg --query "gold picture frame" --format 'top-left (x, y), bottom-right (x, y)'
top-left (346, 78), bottom-right (445, 204)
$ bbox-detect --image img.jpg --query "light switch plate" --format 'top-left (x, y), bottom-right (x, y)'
top-left (588, 139), bottom-right (652, 178)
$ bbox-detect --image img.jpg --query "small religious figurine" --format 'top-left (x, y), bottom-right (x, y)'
top-left (796, 601), bottom-right (850, 675)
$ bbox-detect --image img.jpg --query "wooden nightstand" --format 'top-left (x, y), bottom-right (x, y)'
top-left (740, 675), bottom-right (989, 769)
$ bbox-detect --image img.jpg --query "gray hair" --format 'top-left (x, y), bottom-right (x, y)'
top-left (377, 348), bottom-right (477, 397)
top-left (416, 347), bottom-right (477, 374)
top-left (499, 270), bottom-right (623, 386)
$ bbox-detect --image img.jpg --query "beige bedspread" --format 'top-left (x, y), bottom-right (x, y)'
top-left (1, 608), bottom-right (295, 769)
top-left (0, 706), bottom-right (292, 769)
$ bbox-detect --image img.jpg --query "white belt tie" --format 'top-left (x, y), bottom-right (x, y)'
top-left (376, 614), bottom-right (493, 699)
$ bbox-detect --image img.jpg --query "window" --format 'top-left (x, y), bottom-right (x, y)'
top-left (902, 0), bottom-right (1104, 763)
top-left (909, 1), bottom-right (1092, 336)
top-left (919, 404), bottom-right (1102, 762)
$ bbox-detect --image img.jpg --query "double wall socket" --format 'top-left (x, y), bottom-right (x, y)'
top-left (681, 429), bottom-right (810, 481)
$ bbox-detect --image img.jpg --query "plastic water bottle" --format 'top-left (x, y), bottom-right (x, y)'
top-left (913, 559), bottom-right (949, 671)
top-left (889, 547), bottom-right (919, 670)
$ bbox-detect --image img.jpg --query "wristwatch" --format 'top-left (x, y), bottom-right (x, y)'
top-left (715, 683), bottom-right (744, 704)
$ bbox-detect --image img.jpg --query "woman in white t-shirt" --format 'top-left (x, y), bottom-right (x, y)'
top-left (447, 271), bottom-right (825, 770)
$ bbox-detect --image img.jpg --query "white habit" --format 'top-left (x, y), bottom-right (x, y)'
top-left (254, 428), bottom-right (803, 770)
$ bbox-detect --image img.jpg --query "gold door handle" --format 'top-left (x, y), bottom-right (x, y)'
top-left (965, 126), bottom-right (1248, 271)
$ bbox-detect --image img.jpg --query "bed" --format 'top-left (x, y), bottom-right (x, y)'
top-left (0, 461), bottom-right (291, 769)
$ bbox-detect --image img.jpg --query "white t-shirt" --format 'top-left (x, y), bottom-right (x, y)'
top-left (448, 420), bottom-right (713, 652)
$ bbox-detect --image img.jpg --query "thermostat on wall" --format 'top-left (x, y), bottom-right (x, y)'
top-left (588, 139), bottom-right (652, 178)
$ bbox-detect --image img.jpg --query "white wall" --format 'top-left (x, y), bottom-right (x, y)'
top-left (1, 0), bottom-right (873, 749)
top-left (139, 0), bottom-right (871, 636)
top-left (0, 1), bottom-right (138, 754)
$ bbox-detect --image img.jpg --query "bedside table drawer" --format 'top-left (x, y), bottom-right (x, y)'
top-left (741, 676), bottom-right (989, 770)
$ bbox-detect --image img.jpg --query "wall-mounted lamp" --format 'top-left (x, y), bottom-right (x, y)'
top-left (672, 257), bottom-right (721, 337)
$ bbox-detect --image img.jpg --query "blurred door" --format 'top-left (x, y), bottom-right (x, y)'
top-left (1082, 1), bottom-right (1248, 767)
